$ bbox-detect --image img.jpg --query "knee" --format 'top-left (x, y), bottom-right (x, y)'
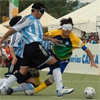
top-left (14, 71), bottom-right (25, 83)
top-left (19, 67), bottom-right (29, 76)
top-left (46, 56), bottom-right (57, 65)
top-left (29, 68), bottom-right (39, 77)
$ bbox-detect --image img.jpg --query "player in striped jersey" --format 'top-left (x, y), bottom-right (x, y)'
top-left (0, 15), bottom-right (38, 94)
top-left (0, 2), bottom-right (74, 97)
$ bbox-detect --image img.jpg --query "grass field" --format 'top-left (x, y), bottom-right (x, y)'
top-left (0, 67), bottom-right (100, 100)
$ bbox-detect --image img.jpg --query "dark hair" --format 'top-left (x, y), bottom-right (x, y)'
top-left (60, 17), bottom-right (74, 26)
top-left (9, 16), bottom-right (22, 26)
top-left (31, 2), bottom-right (45, 12)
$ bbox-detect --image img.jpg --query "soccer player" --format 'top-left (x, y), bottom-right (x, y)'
top-left (29, 17), bottom-right (99, 94)
top-left (0, 15), bottom-right (38, 93)
top-left (0, 2), bottom-right (74, 97)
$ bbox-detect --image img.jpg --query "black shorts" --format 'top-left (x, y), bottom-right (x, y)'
top-left (7, 56), bottom-right (22, 74)
top-left (5, 56), bottom-right (33, 83)
top-left (21, 42), bottom-right (51, 68)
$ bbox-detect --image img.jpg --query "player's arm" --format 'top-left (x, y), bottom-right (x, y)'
top-left (73, 34), bottom-right (99, 68)
top-left (9, 33), bottom-right (22, 65)
top-left (82, 45), bottom-right (94, 62)
top-left (43, 32), bottom-right (62, 44)
top-left (81, 45), bottom-right (99, 68)
top-left (0, 17), bottom-right (32, 43)
top-left (0, 28), bottom-right (16, 43)
top-left (43, 35), bottom-right (53, 41)
top-left (9, 47), bottom-right (17, 66)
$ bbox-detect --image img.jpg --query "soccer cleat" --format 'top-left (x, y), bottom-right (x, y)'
top-left (5, 87), bottom-right (13, 95)
top-left (56, 87), bottom-right (74, 97)
top-left (0, 86), bottom-right (6, 94)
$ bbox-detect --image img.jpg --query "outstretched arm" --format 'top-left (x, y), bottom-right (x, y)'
top-left (85, 48), bottom-right (99, 68)
top-left (43, 35), bottom-right (62, 44)
top-left (0, 28), bottom-right (16, 43)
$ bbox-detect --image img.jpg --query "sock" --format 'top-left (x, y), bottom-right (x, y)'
top-left (12, 83), bottom-right (33, 92)
top-left (34, 82), bottom-right (47, 93)
top-left (0, 78), bottom-right (7, 86)
top-left (53, 68), bottom-right (63, 90)
top-left (0, 75), bottom-right (17, 92)
top-left (34, 76), bottom-right (42, 86)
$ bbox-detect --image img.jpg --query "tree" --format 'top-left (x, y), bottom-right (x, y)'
top-left (0, 0), bottom-right (9, 23)
top-left (0, 0), bottom-right (89, 23)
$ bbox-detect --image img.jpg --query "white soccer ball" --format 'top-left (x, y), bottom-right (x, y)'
top-left (24, 83), bottom-right (35, 95)
top-left (84, 87), bottom-right (95, 99)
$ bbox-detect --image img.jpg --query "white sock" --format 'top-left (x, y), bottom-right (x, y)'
top-left (13, 83), bottom-right (31, 92)
top-left (53, 68), bottom-right (63, 90)
top-left (0, 75), bottom-right (17, 92)
top-left (0, 78), bottom-right (7, 86)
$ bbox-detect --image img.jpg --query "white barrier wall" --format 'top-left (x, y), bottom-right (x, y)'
top-left (42, 44), bottom-right (100, 75)
top-left (65, 44), bottom-right (100, 75)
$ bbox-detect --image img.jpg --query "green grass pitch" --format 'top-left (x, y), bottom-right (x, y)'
top-left (0, 67), bottom-right (100, 100)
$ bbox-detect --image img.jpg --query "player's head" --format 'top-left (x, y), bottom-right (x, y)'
top-left (60, 17), bottom-right (74, 37)
top-left (60, 17), bottom-right (74, 30)
top-left (31, 2), bottom-right (45, 19)
top-left (9, 16), bottom-right (22, 26)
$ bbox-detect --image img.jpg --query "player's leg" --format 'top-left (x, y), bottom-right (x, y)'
top-left (27, 42), bottom-right (74, 97)
top-left (0, 51), bottom-right (30, 93)
top-left (6, 75), bottom-right (48, 95)
top-left (35, 59), bottom-right (74, 96)
top-left (43, 50), bottom-right (70, 92)
top-left (25, 43), bottom-right (65, 96)
top-left (51, 60), bottom-right (74, 96)
top-left (45, 57), bottom-right (65, 94)
top-left (0, 67), bottom-right (29, 93)
top-left (6, 82), bottom-right (35, 95)
top-left (5, 70), bottom-right (37, 95)
top-left (34, 75), bottom-right (54, 93)
top-left (0, 78), bottom-right (7, 86)
top-left (0, 42), bottom-right (40, 93)
top-left (29, 68), bottom-right (42, 86)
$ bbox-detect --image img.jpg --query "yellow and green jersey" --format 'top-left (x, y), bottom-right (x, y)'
top-left (45, 29), bottom-right (86, 60)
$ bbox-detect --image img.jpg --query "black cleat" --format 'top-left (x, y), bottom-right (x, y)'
top-left (5, 87), bottom-right (13, 95)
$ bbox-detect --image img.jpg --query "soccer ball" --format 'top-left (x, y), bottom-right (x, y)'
top-left (84, 87), bottom-right (95, 99)
top-left (24, 83), bottom-right (35, 95)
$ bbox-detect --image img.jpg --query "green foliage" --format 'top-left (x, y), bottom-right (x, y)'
top-left (0, 0), bottom-right (9, 16)
top-left (0, 0), bottom-right (89, 23)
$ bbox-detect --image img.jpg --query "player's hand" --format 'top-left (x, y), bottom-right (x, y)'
top-left (11, 57), bottom-right (17, 65)
top-left (51, 38), bottom-right (62, 44)
top-left (90, 55), bottom-right (99, 68)
top-left (90, 61), bottom-right (99, 68)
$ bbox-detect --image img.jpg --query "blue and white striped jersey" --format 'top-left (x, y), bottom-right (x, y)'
top-left (9, 32), bottom-right (26, 58)
top-left (13, 14), bottom-right (43, 44)
top-left (41, 40), bottom-right (54, 50)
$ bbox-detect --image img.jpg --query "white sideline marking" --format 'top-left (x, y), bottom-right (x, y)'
top-left (62, 80), bottom-right (100, 82)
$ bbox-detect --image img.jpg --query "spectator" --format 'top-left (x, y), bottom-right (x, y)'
top-left (0, 44), bottom-right (9, 67)
top-left (91, 35), bottom-right (97, 44)
top-left (87, 36), bottom-right (92, 44)
top-left (98, 39), bottom-right (100, 44)
top-left (81, 36), bottom-right (87, 43)
top-left (94, 35), bottom-right (99, 44)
